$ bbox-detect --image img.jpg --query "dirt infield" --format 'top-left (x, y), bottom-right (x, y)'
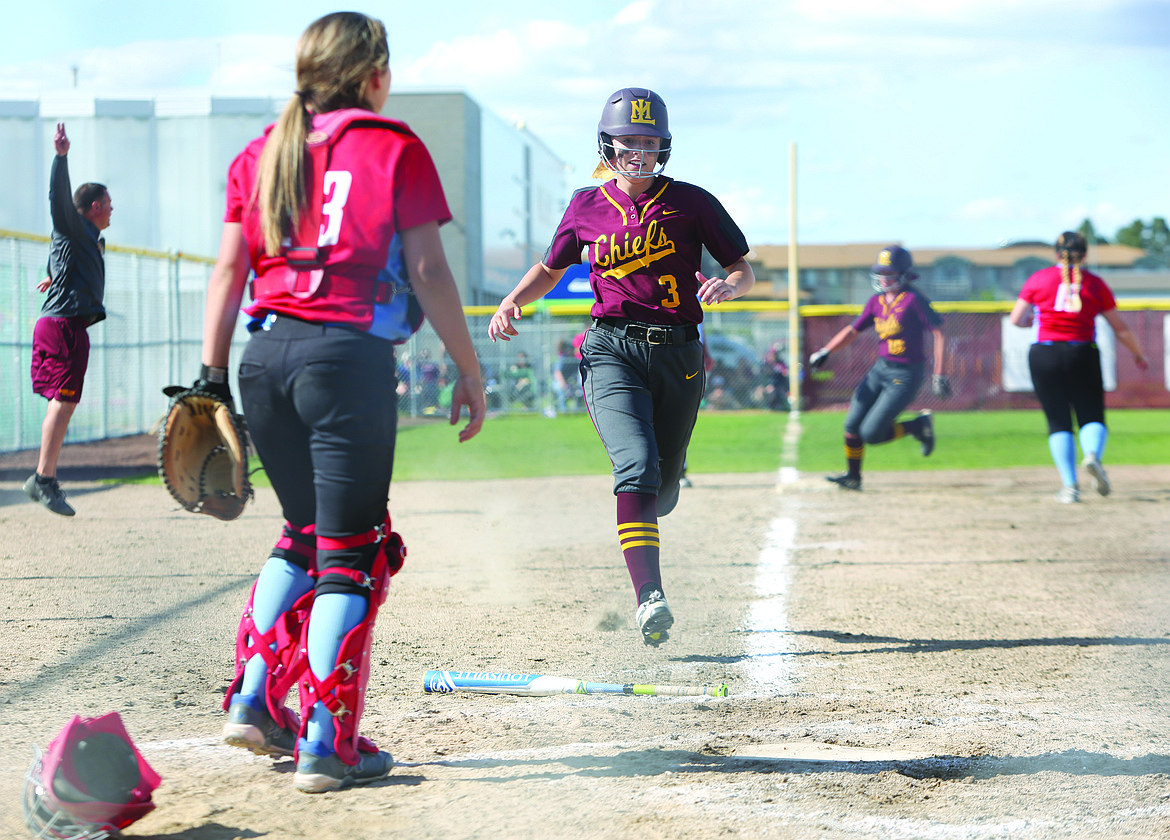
top-left (1, 435), bottom-right (1168, 839)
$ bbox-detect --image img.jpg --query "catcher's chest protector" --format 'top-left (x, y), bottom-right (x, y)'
top-left (248, 110), bottom-right (424, 338)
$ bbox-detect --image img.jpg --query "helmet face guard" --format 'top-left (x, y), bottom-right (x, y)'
top-left (870, 246), bottom-right (918, 293)
top-left (597, 87), bottom-right (671, 177)
top-left (23, 713), bottom-right (161, 840)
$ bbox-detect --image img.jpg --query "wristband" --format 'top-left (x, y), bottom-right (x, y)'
top-left (200, 364), bottom-right (228, 384)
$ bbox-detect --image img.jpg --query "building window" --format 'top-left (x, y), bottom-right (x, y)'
top-left (933, 257), bottom-right (972, 299)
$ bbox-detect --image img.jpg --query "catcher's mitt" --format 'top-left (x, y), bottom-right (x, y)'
top-left (158, 389), bottom-right (252, 521)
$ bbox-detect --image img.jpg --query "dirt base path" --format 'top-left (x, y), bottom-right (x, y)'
top-left (2, 440), bottom-right (1168, 839)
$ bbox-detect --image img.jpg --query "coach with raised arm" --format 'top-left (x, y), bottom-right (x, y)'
top-left (25, 122), bottom-right (113, 516)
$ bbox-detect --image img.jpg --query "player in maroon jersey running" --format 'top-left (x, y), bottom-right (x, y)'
top-left (489, 87), bottom-right (754, 647)
top-left (809, 245), bottom-right (949, 490)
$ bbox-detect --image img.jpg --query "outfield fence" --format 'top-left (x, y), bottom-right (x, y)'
top-left (3, 229), bottom-right (1168, 454)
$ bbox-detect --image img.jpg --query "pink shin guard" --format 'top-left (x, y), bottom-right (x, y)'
top-left (298, 516), bottom-right (405, 765)
top-left (222, 522), bottom-right (317, 729)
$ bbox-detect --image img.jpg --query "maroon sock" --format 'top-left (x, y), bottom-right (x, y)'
top-left (616, 492), bottom-right (660, 605)
top-left (845, 433), bottom-right (864, 478)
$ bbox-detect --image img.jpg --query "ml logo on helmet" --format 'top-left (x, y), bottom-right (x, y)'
top-left (878, 250), bottom-right (893, 266)
top-left (630, 99), bottom-right (655, 125)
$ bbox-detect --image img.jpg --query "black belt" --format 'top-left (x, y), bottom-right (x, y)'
top-left (593, 317), bottom-right (699, 346)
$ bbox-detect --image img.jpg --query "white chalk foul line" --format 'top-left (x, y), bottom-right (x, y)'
top-left (740, 410), bottom-right (800, 694)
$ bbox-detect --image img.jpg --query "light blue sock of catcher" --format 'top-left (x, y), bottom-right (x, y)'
top-left (236, 558), bottom-right (315, 707)
top-left (301, 591), bottom-right (369, 756)
top-left (1079, 422), bottom-right (1107, 462)
top-left (1048, 431), bottom-right (1078, 488)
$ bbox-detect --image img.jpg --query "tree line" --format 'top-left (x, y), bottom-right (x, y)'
top-left (1078, 217), bottom-right (1169, 263)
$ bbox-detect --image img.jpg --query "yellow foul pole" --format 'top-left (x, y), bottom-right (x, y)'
top-left (787, 142), bottom-right (801, 410)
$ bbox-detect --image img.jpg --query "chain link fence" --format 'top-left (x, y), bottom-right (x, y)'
top-left (3, 229), bottom-right (1167, 454)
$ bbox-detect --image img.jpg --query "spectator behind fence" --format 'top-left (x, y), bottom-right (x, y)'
top-left (26, 122), bottom-right (114, 517)
top-left (508, 351), bottom-right (536, 409)
top-left (764, 341), bottom-right (790, 411)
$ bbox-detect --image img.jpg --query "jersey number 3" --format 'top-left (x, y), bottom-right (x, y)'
top-left (658, 274), bottom-right (681, 309)
top-left (318, 170), bottom-right (353, 247)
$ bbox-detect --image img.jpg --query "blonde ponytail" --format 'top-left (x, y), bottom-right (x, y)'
top-left (1054, 231), bottom-right (1087, 314)
top-left (1057, 255), bottom-right (1083, 313)
top-left (256, 96), bottom-right (313, 257)
top-left (253, 12), bottom-right (389, 257)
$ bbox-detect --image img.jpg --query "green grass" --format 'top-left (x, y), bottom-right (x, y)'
top-left (392, 410), bottom-right (787, 481)
top-left (795, 409), bottom-right (1170, 473)
top-left (126, 408), bottom-right (1168, 486)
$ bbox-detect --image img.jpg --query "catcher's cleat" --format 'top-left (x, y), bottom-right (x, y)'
top-left (913, 410), bottom-right (934, 457)
top-left (1083, 454), bottom-right (1110, 497)
top-left (24, 474), bottom-right (75, 517)
top-left (826, 473), bottom-right (861, 491)
top-left (636, 590), bottom-right (674, 647)
top-left (223, 701), bottom-right (297, 757)
top-left (1055, 485), bottom-right (1080, 504)
top-left (293, 749), bottom-right (393, 794)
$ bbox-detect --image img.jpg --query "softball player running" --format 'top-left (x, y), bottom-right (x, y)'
top-left (809, 246), bottom-right (948, 490)
top-left (198, 12), bottom-right (484, 793)
top-left (1009, 231), bottom-right (1148, 502)
top-left (488, 87), bottom-right (755, 646)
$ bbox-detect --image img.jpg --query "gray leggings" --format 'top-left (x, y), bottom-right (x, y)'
top-left (844, 357), bottom-right (925, 444)
top-left (580, 327), bottom-right (705, 517)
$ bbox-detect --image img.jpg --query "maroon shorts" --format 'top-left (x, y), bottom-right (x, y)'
top-left (31, 316), bottom-right (90, 403)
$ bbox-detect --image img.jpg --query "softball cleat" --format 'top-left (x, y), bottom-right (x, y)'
top-left (222, 702), bottom-right (297, 757)
top-left (1083, 455), bottom-right (1110, 496)
top-left (636, 590), bottom-right (674, 647)
top-left (293, 749), bottom-right (393, 793)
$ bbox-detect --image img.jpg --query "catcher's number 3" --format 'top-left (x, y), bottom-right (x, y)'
top-left (158, 390), bottom-right (253, 521)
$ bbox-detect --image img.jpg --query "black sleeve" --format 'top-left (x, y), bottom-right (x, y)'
top-left (49, 155), bottom-right (84, 240)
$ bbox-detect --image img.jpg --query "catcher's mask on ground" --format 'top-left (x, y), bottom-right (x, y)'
top-left (23, 712), bottom-right (161, 840)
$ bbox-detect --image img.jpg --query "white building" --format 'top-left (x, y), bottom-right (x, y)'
top-left (0, 92), bottom-right (569, 306)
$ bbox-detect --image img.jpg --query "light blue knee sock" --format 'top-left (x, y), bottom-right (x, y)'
top-left (236, 558), bottom-right (314, 708)
top-left (301, 592), bottom-right (369, 756)
top-left (1079, 422), bottom-right (1107, 462)
top-left (1048, 431), bottom-right (1077, 488)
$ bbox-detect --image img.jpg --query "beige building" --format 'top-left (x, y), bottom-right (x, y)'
top-left (746, 242), bottom-right (1168, 304)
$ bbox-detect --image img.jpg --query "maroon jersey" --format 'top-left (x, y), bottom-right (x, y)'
top-left (543, 176), bottom-right (749, 325)
top-left (852, 288), bottom-right (942, 365)
top-left (226, 108), bottom-right (450, 337)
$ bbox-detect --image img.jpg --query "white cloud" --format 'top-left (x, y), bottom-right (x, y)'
top-left (0, 34), bottom-right (295, 96)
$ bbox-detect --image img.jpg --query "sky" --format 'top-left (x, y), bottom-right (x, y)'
top-left (3, 0), bottom-right (1169, 250)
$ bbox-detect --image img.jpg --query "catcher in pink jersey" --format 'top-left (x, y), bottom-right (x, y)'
top-left (1009, 231), bottom-right (1148, 503)
top-left (489, 87), bottom-right (755, 647)
top-left (197, 13), bottom-right (484, 793)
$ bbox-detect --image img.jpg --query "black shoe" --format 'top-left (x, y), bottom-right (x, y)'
top-left (913, 410), bottom-right (934, 457)
top-left (826, 473), bottom-right (861, 491)
top-left (24, 474), bottom-right (75, 516)
top-left (222, 702), bottom-right (297, 757)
